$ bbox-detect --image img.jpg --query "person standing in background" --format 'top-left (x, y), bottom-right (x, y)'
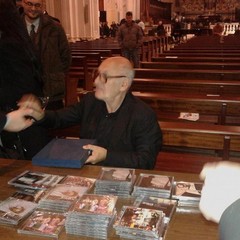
top-left (22, 0), bottom-right (72, 110)
top-left (137, 19), bottom-right (145, 36)
top-left (15, 0), bottom-right (24, 14)
top-left (117, 11), bottom-right (143, 68)
top-left (156, 20), bottom-right (166, 36)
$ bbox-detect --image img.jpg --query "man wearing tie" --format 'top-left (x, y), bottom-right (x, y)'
top-left (22, 0), bottom-right (71, 110)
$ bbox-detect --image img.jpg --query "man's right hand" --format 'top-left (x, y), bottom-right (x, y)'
top-left (18, 94), bottom-right (45, 121)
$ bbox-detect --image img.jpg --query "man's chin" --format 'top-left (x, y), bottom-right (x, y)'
top-left (26, 14), bottom-right (40, 20)
top-left (94, 91), bottom-right (103, 100)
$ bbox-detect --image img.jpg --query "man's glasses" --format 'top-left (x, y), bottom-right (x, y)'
top-left (24, 1), bottom-right (42, 8)
top-left (92, 69), bottom-right (126, 83)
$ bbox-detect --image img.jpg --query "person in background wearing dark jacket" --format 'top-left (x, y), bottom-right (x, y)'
top-left (199, 161), bottom-right (240, 240)
top-left (22, 0), bottom-right (71, 110)
top-left (0, 0), bottom-right (50, 160)
top-left (156, 20), bottom-right (166, 36)
top-left (117, 11), bottom-right (143, 68)
top-left (19, 56), bottom-right (162, 170)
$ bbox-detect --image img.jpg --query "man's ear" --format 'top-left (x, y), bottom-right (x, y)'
top-left (120, 78), bottom-right (130, 91)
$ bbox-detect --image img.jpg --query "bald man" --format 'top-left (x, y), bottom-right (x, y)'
top-left (19, 57), bottom-right (162, 169)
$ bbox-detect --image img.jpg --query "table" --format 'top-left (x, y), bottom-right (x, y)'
top-left (0, 158), bottom-right (218, 240)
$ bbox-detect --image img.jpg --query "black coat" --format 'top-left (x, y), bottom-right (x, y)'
top-left (0, 36), bottom-right (42, 111)
top-left (42, 92), bottom-right (162, 169)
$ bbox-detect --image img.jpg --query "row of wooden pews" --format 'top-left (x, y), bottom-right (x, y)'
top-left (134, 34), bottom-right (240, 173)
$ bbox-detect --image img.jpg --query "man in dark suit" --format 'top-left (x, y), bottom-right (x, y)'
top-left (19, 56), bottom-right (162, 170)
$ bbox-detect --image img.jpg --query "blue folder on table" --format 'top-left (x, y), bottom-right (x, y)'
top-left (32, 138), bottom-right (96, 168)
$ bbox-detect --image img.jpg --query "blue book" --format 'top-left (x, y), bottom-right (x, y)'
top-left (32, 138), bottom-right (96, 168)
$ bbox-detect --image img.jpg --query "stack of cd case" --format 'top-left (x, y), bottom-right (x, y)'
top-left (133, 196), bottom-right (178, 224)
top-left (94, 167), bottom-right (136, 197)
top-left (114, 206), bottom-right (166, 240)
top-left (18, 210), bottom-right (65, 238)
top-left (38, 184), bottom-right (89, 212)
top-left (65, 194), bottom-right (118, 239)
top-left (132, 173), bottom-right (174, 199)
top-left (172, 181), bottom-right (203, 209)
top-left (0, 197), bottom-right (37, 225)
top-left (60, 175), bottom-right (96, 189)
top-left (8, 170), bottom-right (64, 190)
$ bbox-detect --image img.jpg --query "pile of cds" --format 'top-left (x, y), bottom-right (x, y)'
top-left (94, 167), bottom-right (136, 197)
top-left (18, 210), bottom-right (65, 238)
top-left (172, 181), bottom-right (203, 210)
top-left (132, 173), bottom-right (174, 199)
top-left (38, 184), bottom-right (89, 212)
top-left (60, 175), bottom-right (96, 189)
top-left (114, 206), bottom-right (166, 240)
top-left (11, 188), bottom-right (46, 203)
top-left (0, 197), bottom-right (37, 225)
top-left (133, 196), bottom-right (177, 224)
top-left (8, 170), bottom-right (64, 190)
top-left (65, 194), bottom-right (118, 239)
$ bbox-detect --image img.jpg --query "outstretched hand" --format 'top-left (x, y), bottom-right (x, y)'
top-left (4, 108), bottom-right (35, 132)
top-left (199, 161), bottom-right (240, 223)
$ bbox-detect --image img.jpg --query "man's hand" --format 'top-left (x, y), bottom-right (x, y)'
top-left (199, 161), bottom-right (240, 223)
top-left (4, 108), bottom-right (35, 132)
top-left (83, 144), bottom-right (107, 165)
top-left (18, 94), bottom-right (45, 121)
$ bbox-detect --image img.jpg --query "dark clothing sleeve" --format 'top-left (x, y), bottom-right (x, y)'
top-left (0, 112), bottom-right (7, 133)
top-left (0, 39), bottom-right (42, 110)
top-left (40, 92), bottom-right (162, 169)
top-left (219, 198), bottom-right (240, 240)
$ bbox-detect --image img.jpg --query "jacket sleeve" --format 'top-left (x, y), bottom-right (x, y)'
top-left (219, 198), bottom-right (240, 240)
top-left (0, 41), bottom-right (42, 108)
top-left (57, 25), bottom-right (72, 73)
top-left (0, 112), bottom-right (7, 133)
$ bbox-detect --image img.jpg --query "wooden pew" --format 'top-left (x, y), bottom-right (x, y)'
top-left (71, 52), bottom-right (101, 70)
top-left (131, 78), bottom-right (240, 96)
top-left (152, 56), bottom-right (240, 63)
top-left (160, 121), bottom-right (240, 159)
top-left (133, 92), bottom-right (240, 125)
top-left (70, 39), bottom-right (121, 55)
top-left (140, 61), bottom-right (240, 70)
top-left (170, 35), bottom-right (240, 49)
top-left (134, 68), bottom-right (240, 80)
top-left (71, 49), bottom-right (112, 58)
top-left (157, 121), bottom-right (240, 173)
top-left (165, 49), bottom-right (240, 54)
top-left (65, 56), bottom-right (89, 106)
top-left (160, 52), bottom-right (240, 58)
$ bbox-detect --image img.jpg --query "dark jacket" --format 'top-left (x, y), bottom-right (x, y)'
top-left (117, 21), bottom-right (143, 50)
top-left (0, 35), bottom-right (43, 111)
top-left (27, 14), bottom-right (72, 101)
top-left (0, 112), bottom-right (6, 133)
top-left (41, 92), bottom-right (162, 169)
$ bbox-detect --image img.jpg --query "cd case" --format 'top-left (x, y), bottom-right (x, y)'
top-left (32, 138), bottom-right (96, 168)
top-left (8, 170), bottom-right (64, 190)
